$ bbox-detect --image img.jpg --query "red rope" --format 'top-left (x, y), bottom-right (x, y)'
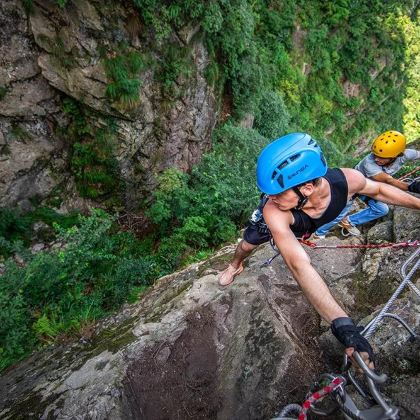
top-left (300, 239), bottom-right (419, 250)
top-left (298, 377), bottom-right (344, 420)
top-left (397, 165), bottom-right (420, 180)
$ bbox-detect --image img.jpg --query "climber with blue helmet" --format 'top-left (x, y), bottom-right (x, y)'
top-left (218, 132), bottom-right (420, 369)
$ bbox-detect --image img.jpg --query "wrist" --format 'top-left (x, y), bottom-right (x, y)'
top-left (331, 317), bottom-right (354, 330)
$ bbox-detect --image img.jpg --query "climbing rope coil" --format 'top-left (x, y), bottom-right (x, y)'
top-left (272, 247), bottom-right (420, 420)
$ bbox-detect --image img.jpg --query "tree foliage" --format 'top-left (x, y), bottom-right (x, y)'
top-left (132, 0), bottom-right (417, 143)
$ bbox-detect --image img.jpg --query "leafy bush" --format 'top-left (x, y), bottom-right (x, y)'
top-left (156, 44), bottom-right (193, 97)
top-left (189, 124), bottom-right (268, 223)
top-left (145, 168), bottom-right (190, 232)
top-left (0, 210), bottom-right (166, 371)
top-left (316, 137), bottom-right (358, 168)
top-left (144, 123), bottom-right (268, 274)
top-left (0, 207), bottom-right (80, 258)
top-left (254, 91), bottom-right (290, 139)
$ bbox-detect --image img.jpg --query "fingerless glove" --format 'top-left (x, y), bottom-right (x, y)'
top-left (331, 317), bottom-right (374, 362)
top-left (408, 180), bottom-right (420, 194)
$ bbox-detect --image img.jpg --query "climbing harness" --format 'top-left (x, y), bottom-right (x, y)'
top-left (271, 248), bottom-right (419, 420)
top-left (260, 237), bottom-right (281, 267)
top-left (249, 194), bottom-right (270, 234)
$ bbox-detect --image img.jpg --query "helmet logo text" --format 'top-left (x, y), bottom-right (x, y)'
top-left (288, 164), bottom-right (308, 179)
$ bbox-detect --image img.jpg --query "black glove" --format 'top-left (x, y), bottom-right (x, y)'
top-left (408, 180), bottom-right (420, 194)
top-left (331, 317), bottom-right (374, 362)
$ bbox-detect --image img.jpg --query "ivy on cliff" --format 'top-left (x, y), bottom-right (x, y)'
top-left (62, 98), bottom-right (120, 200)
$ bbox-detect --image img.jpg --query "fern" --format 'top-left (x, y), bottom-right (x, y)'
top-left (103, 49), bottom-right (144, 110)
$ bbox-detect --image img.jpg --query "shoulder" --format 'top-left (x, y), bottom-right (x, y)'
top-left (403, 149), bottom-right (420, 160)
top-left (263, 200), bottom-right (294, 230)
top-left (355, 153), bottom-right (381, 177)
top-left (340, 168), bottom-right (366, 194)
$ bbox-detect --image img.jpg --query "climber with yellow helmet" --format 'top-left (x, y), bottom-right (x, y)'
top-left (313, 130), bottom-right (420, 238)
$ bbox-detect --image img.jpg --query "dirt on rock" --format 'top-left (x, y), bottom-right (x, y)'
top-left (122, 306), bottom-right (221, 419)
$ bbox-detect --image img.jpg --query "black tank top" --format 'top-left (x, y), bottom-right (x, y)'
top-left (289, 168), bottom-right (348, 237)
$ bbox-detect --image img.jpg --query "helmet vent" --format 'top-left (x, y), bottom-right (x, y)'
top-left (308, 139), bottom-right (315, 145)
top-left (277, 160), bottom-right (289, 171)
top-left (277, 174), bottom-right (284, 188)
top-left (290, 154), bottom-right (300, 162)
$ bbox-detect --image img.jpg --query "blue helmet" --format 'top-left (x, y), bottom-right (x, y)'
top-left (256, 133), bottom-right (327, 195)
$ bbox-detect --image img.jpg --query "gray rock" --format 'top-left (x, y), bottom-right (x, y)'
top-left (31, 243), bottom-right (46, 252)
top-left (0, 245), bottom-right (323, 419)
top-left (0, 0), bottom-right (65, 206)
top-left (2, 207), bottom-right (418, 419)
top-left (0, 0), bottom-right (218, 209)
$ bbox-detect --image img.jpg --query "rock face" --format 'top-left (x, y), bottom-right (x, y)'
top-left (0, 0), bottom-right (217, 209)
top-left (0, 207), bottom-right (419, 419)
top-left (0, 243), bottom-right (323, 419)
top-left (0, 0), bottom-right (63, 209)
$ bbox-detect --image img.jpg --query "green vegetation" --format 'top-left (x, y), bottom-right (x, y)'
top-left (401, 14), bottom-right (420, 140)
top-left (133, 0), bottom-right (417, 144)
top-left (22, 0), bottom-right (68, 14)
top-left (156, 44), bottom-right (193, 97)
top-left (0, 125), bottom-right (270, 370)
top-left (254, 91), bottom-right (290, 139)
top-left (0, 210), bottom-right (158, 370)
top-left (146, 124), bottom-right (269, 267)
top-left (22, 0), bottom-right (35, 14)
top-left (103, 48), bottom-right (144, 110)
top-left (0, 207), bottom-right (80, 258)
top-left (0, 86), bottom-right (7, 100)
top-left (62, 98), bottom-right (120, 199)
top-left (3, 0), bottom-right (417, 372)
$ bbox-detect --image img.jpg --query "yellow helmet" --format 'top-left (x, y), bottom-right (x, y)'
top-left (371, 130), bottom-right (406, 158)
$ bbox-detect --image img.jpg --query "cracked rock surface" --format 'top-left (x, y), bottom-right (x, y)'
top-left (1, 208), bottom-right (419, 419)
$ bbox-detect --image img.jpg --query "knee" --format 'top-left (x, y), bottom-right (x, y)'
top-left (240, 240), bottom-right (257, 253)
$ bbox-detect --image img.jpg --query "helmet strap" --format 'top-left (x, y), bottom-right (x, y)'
top-left (293, 186), bottom-right (308, 210)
